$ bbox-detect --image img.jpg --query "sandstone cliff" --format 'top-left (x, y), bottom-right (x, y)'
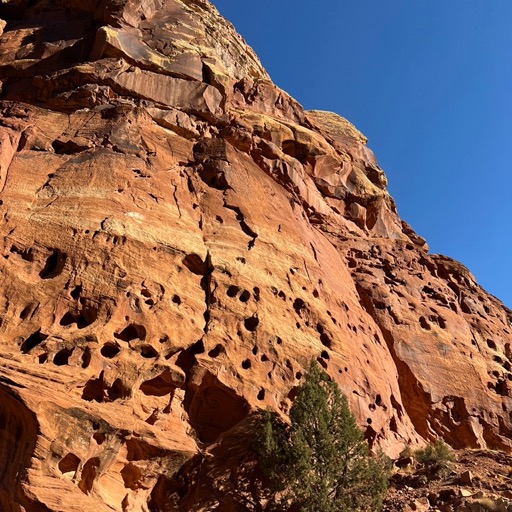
top-left (0, 0), bottom-right (511, 510)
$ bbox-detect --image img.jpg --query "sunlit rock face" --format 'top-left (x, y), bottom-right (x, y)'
top-left (0, 0), bottom-right (511, 510)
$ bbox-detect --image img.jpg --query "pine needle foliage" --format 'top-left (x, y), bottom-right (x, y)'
top-left (255, 360), bottom-right (389, 512)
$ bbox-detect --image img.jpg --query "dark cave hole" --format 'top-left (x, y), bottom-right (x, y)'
top-left (53, 348), bottom-right (73, 366)
top-left (208, 344), bottom-right (224, 358)
top-left (58, 453), bottom-right (80, 476)
top-left (140, 375), bottom-right (174, 397)
top-left (243, 315), bottom-right (259, 332)
top-left (114, 324), bottom-right (146, 342)
top-left (239, 290), bottom-right (251, 302)
top-left (226, 285), bottom-right (239, 298)
top-left (182, 253), bottom-right (205, 275)
top-left (140, 345), bottom-right (159, 359)
top-left (108, 378), bottom-right (130, 401)
top-left (20, 329), bottom-right (48, 353)
top-left (39, 249), bottom-right (66, 279)
top-left (175, 340), bottom-right (205, 373)
top-left (100, 343), bottom-right (120, 359)
top-left (70, 285), bottom-right (82, 300)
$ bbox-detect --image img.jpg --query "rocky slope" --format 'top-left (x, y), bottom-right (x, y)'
top-left (0, 0), bottom-right (512, 510)
top-left (384, 449), bottom-right (512, 512)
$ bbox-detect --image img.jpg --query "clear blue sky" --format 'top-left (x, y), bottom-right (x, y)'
top-left (214, 1), bottom-right (512, 308)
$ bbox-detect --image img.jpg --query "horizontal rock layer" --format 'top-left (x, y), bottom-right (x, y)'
top-left (0, 0), bottom-right (511, 510)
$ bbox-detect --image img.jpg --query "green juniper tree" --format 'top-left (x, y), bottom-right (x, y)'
top-left (256, 360), bottom-right (389, 512)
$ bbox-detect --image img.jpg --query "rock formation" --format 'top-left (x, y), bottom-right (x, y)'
top-left (0, 0), bottom-right (511, 510)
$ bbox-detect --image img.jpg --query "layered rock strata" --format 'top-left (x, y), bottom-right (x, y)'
top-left (0, 0), bottom-right (511, 510)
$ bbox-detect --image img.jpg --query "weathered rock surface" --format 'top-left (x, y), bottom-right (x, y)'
top-left (0, 0), bottom-right (512, 510)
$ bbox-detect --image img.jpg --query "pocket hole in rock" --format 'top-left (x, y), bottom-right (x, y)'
top-left (60, 303), bottom-right (98, 329)
top-left (53, 348), bottom-right (73, 366)
top-left (19, 305), bottom-right (32, 320)
top-left (10, 245), bottom-right (33, 262)
top-left (182, 253), bottom-right (205, 275)
top-left (419, 316), bottom-right (431, 330)
top-left (320, 332), bottom-right (332, 348)
top-left (59, 312), bottom-right (76, 327)
top-left (59, 453), bottom-right (80, 479)
top-left (239, 290), bottom-right (251, 302)
top-left (317, 357), bottom-right (328, 369)
top-left (82, 375), bottom-right (106, 402)
top-left (208, 344), bottom-right (224, 358)
top-left (114, 324), bottom-right (146, 342)
top-left (226, 285), bottom-right (239, 298)
top-left (100, 343), bottom-right (120, 359)
top-left (108, 378), bottom-right (130, 401)
top-left (140, 374), bottom-right (174, 396)
top-left (70, 285), bottom-right (82, 299)
top-left (39, 249), bottom-right (66, 279)
top-left (140, 345), bottom-right (159, 359)
top-left (487, 339), bottom-right (497, 350)
top-left (81, 348), bottom-right (92, 369)
top-left (78, 457), bottom-right (100, 494)
top-left (20, 329), bottom-right (48, 353)
top-left (121, 463), bottom-right (142, 490)
top-left (175, 340), bottom-right (205, 372)
top-left (93, 433), bottom-right (106, 445)
top-left (244, 315), bottom-right (259, 332)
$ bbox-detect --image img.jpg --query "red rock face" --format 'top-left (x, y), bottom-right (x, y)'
top-left (0, 0), bottom-right (511, 510)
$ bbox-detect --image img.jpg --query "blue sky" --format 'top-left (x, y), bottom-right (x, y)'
top-left (214, 1), bottom-right (512, 308)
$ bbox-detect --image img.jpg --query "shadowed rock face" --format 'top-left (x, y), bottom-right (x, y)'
top-left (0, 0), bottom-right (512, 510)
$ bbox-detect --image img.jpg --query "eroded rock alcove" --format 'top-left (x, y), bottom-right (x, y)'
top-left (0, 0), bottom-right (511, 510)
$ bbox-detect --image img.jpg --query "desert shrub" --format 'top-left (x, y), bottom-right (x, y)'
top-left (414, 439), bottom-right (455, 466)
top-left (399, 445), bottom-right (412, 459)
top-left (255, 360), bottom-right (390, 512)
top-left (472, 497), bottom-right (500, 511)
